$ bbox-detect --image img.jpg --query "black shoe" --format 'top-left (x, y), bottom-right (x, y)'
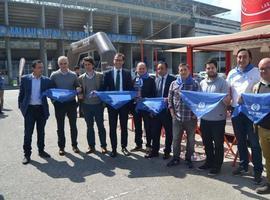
top-left (256, 183), bottom-right (270, 194)
top-left (110, 151), bottom-right (117, 158)
top-left (163, 153), bottom-right (171, 160)
top-left (144, 152), bottom-right (159, 159)
top-left (122, 148), bottom-right (131, 156)
top-left (130, 146), bottom-right (143, 152)
top-left (86, 146), bottom-right (96, 154)
top-left (72, 146), bottom-right (80, 153)
top-left (59, 149), bottom-right (66, 156)
top-left (101, 147), bottom-right (108, 154)
top-left (167, 158), bottom-right (180, 167)
top-left (197, 163), bottom-right (212, 171)
top-left (254, 173), bottom-right (262, 185)
top-left (232, 166), bottom-right (248, 175)
top-left (22, 156), bottom-right (30, 165)
top-left (39, 151), bottom-right (51, 158)
top-left (186, 160), bottom-right (193, 169)
top-left (208, 168), bottom-right (221, 176)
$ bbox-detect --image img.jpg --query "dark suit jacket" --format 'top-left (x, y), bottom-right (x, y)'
top-left (18, 74), bottom-right (52, 119)
top-left (155, 74), bottom-right (176, 98)
top-left (133, 76), bottom-right (156, 98)
top-left (103, 68), bottom-right (133, 91)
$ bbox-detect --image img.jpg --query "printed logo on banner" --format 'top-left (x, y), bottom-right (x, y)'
top-left (251, 103), bottom-right (261, 111)
top-left (197, 102), bottom-right (206, 110)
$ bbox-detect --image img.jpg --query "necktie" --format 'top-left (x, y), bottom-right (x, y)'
top-left (116, 70), bottom-right (120, 91)
top-left (158, 77), bottom-right (164, 97)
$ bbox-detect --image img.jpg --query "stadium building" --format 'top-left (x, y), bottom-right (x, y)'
top-left (0, 0), bottom-right (240, 84)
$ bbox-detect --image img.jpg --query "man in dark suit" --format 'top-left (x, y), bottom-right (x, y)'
top-left (145, 62), bottom-right (175, 159)
top-left (18, 60), bottom-right (52, 164)
top-left (103, 53), bottom-right (133, 157)
top-left (131, 62), bottom-right (156, 153)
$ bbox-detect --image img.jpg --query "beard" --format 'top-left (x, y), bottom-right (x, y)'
top-left (207, 72), bottom-right (217, 78)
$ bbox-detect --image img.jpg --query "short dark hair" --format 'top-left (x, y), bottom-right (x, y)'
top-left (32, 60), bottom-right (42, 68)
top-left (158, 61), bottom-right (168, 69)
top-left (74, 66), bottom-right (80, 70)
top-left (237, 48), bottom-right (252, 59)
top-left (83, 56), bottom-right (95, 65)
top-left (114, 53), bottom-right (125, 61)
top-left (178, 63), bottom-right (188, 68)
top-left (205, 59), bottom-right (217, 68)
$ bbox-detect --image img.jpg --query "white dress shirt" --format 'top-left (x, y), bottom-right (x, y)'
top-left (29, 74), bottom-right (42, 105)
top-left (157, 73), bottom-right (168, 97)
top-left (113, 67), bottom-right (123, 91)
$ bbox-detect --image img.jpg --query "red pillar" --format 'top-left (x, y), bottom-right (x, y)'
top-left (187, 45), bottom-right (193, 75)
top-left (140, 40), bottom-right (144, 62)
top-left (225, 51), bottom-right (231, 75)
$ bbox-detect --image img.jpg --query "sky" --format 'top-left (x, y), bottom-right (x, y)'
top-left (195, 0), bottom-right (241, 22)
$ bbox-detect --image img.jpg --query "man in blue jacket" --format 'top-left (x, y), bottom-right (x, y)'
top-left (18, 60), bottom-right (52, 164)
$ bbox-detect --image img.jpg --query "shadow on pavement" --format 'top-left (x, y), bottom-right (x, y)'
top-left (30, 151), bottom-right (187, 183)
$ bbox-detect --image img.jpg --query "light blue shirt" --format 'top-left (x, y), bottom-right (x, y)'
top-left (113, 67), bottom-right (123, 91)
top-left (29, 74), bottom-right (42, 105)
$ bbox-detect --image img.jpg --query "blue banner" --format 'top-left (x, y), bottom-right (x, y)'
top-left (95, 91), bottom-right (137, 109)
top-left (135, 98), bottom-right (167, 115)
top-left (232, 93), bottom-right (270, 124)
top-left (180, 90), bottom-right (227, 118)
top-left (43, 89), bottom-right (77, 103)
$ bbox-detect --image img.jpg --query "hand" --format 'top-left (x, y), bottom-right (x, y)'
top-left (164, 97), bottom-right (168, 103)
top-left (223, 94), bottom-right (231, 106)
top-left (89, 90), bottom-right (97, 97)
top-left (76, 87), bottom-right (82, 93)
top-left (237, 96), bottom-right (243, 104)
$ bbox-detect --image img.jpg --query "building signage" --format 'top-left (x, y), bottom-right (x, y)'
top-left (241, 0), bottom-right (270, 30)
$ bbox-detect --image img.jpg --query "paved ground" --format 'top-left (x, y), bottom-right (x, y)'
top-left (0, 89), bottom-right (269, 200)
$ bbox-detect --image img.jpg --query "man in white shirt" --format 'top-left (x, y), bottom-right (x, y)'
top-left (18, 60), bottom-right (52, 164)
top-left (227, 48), bottom-right (263, 184)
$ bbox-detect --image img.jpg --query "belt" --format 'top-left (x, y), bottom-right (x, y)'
top-left (29, 104), bottom-right (42, 108)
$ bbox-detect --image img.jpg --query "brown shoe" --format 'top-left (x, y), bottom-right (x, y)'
top-left (86, 147), bottom-right (96, 154)
top-left (72, 146), bottom-right (80, 154)
top-left (101, 147), bottom-right (108, 154)
top-left (59, 149), bottom-right (66, 156)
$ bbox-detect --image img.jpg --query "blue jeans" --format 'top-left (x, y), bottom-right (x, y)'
top-left (232, 113), bottom-right (263, 174)
top-left (83, 103), bottom-right (106, 148)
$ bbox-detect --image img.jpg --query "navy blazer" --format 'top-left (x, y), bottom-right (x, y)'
top-left (103, 68), bottom-right (133, 91)
top-left (155, 74), bottom-right (176, 98)
top-left (18, 74), bottom-right (52, 119)
top-left (133, 76), bottom-right (156, 98)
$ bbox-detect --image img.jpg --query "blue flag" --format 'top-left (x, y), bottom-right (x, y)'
top-left (135, 97), bottom-right (167, 115)
top-left (43, 88), bottom-right (77, 103)
top-left (95, 91), bottom-right (137, 109)
top-left (232, 93), bottom-right (270, 124)
top-left (181, 90), bottom-right (227, 118)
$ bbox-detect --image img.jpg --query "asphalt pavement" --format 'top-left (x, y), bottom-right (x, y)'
top-left (0, 90), bottom-right (269, 200)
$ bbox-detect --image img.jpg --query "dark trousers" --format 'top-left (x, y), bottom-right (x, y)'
top-left (107, 104), bottom-right (129, 151)
top-left (82, 103), bottom-right (106, 148)
top-left (133, 110), bottom-right (152, 148)
top-left (151, 109), bottom-right (172, 154)
top-left (23, 105), bottom-right (47, 157)
top-left (53, 100), bottom-right (78, 150)
top-left (200, 119), bottom-right (226, 169)
top-left (232, 113), bottom-right (263, 174)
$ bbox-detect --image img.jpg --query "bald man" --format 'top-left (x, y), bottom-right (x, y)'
top-left (254, 58), bottom-right (270, 194)
top-left (131, 62), bottom-right (156, 153)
